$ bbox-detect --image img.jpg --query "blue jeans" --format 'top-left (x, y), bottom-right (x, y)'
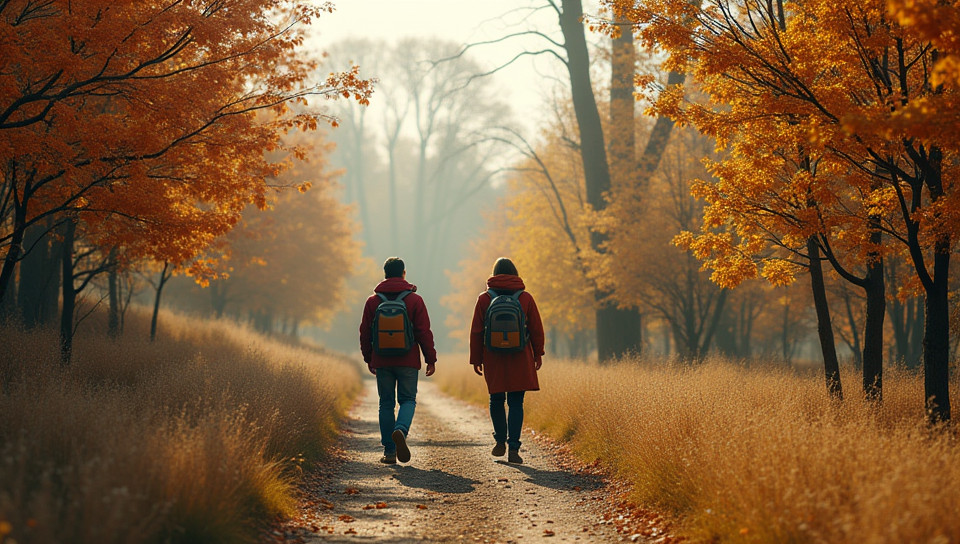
top-left (376, 366), bottom-right (419, 454)
top-left (490, 391), bottom-right (525, 450)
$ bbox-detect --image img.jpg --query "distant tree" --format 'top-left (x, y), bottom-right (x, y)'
top-left (600, 125), bottom-right (728, 360)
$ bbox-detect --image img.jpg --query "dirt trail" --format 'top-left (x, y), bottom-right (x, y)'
top-left (295, 374), bottom-right (628, 543)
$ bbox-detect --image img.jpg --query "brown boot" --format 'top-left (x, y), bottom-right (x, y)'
top-left (392, 429), bottom-right (410, 463)
top-left (380, 452), bottom-right (397, 464)
top-left (492, 442), bottom-right (506, 457)
top-left (508, 449), bottom-right (523, 464)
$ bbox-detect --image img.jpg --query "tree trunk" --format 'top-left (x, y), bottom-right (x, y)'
top-left (18, 220), bottom-right (60, 328)
top-left (0, 189), bottom-right (27, 308)
top-left (890, 295), bottom-right (908, 364)
top-left (210, 282), bottom-right (228, 318)
top-left (861, 255), bottom-right (885, 402)
top-left (120, 271), bottom-right (134, 334)
top-left (560, 0), bottom-right (636, 361)
top-left (699, 288), bottom-right (729, 358)
top-left (741, 298), bottom-right (755, 357)
top-left (923, 248), bottom-right (951, 422)
top-left (387, 144), bottom-right (400, 252)
top-left (59, 220), bottom-right (77, 366)
top-left (107, 248), bottom-right (120, 339)
top-left (908, 296), bottom-right (924, 368)
top-left (808, 238), bottom-right (843, 400)
top-left (781, 299), bottom-right (790, 362)
top-left (610, 14), bottom-right (635, 184)
top-left (351, 110), bottom-right (374, 252)
top-left (150, 262), bottom-right (170, 342)
top-left (916, 145), bottom-right (951, 423)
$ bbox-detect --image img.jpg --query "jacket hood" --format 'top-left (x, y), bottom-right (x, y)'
top-left (486, 274), bottom-right (525, 291)
top-left (374, 277), bottom-right (417, 294)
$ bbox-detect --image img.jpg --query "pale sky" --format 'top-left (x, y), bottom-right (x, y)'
top-left (308, 0), bottom-right (586, 134)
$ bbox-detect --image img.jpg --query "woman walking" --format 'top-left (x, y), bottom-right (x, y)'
top-left (470, 257), bottom-right (545, 464)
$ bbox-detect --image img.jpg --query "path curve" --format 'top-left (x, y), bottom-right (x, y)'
top-left (294, 374), bottom-right (629, 543)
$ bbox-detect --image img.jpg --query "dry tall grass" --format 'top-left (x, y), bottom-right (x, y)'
top-left (437, 357), bottom-right (960, 543)
top-left (0, 308), bottom-right (361, 544)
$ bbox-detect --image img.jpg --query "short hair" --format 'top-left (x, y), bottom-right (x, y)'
top-left (383, 257), bottom-right (405, 278)
top-left (492, 257), bottom-right (518, 276)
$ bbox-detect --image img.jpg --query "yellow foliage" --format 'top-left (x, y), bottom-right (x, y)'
top-left (436, 357), bottom-right (960, 543)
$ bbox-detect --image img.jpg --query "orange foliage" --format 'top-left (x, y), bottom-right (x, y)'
top-left (0, 0), bottom-right (373, 300)
top-left (603, 0), bottom-right (960, 294)
top-left (195, 130), bottom-right (363, 330)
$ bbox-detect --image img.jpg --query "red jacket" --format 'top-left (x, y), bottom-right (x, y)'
top-left (360, 277), bottom-right (437, 370)
top-left (469, 274), bottom-right (544, 394)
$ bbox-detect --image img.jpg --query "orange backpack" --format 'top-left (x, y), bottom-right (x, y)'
top-left (372, 291), bottom-right (415, 356)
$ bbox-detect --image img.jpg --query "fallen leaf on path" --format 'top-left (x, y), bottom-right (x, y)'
top-left (344, 487), bottom-right (360, 495)
top-left (344, 527), bottom-right (357, 534)
top-left (362, 504), bottom-right (375, 510)
top-left (416, 504), bottom-right (428, 510)
top-left (338, 514), bottom-right (355, 523)
top-left (543, 529), bottom-right (556, 537)
top-left (375, 502), bottom-right (388, 509)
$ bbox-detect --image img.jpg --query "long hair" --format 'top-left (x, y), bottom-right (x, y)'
top-left (492, 257), bottom-right (519, 276)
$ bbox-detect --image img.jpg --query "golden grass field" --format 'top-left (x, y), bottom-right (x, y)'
top-left (0, 309), bottom-right (361, 544)
top-left (436, 357), bottom-right (960, 543)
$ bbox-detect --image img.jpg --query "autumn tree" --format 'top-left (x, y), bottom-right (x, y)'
top-left (202, 185), bottom-right (360, 335)
top-left (598, 124), bottom-right (728, 360)
top-left (0, 0), bottom-right (371, 360)
top-left (161, 127), bottom-right (362, 336)
top-left (613, 0), bottom-right (957, 419)
top-left (450, 1), bottom-right (685, 360)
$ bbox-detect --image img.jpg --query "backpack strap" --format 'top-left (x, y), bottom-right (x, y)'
top-left (488, 289), bottom-right (524, 300)
top-left (377, 290), bottom-right (412, 303)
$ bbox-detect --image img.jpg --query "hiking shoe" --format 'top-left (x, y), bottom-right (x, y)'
top-left (392, 429), bottom-right (410, 463)
top-left (492, 442), bottom-right (506, 457)
top-left (508, 449), bottom-right (523, 464)
top-left (380, 453), bottom-right (397, 464)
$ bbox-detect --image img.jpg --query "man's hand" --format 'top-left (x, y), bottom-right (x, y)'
top-left (534, 359), bottom-right (542, 370)
top-left (472, 363), bottom-right (483, 376)
top-left (425, 363), bottom-right (436, 377)
top-left (367, 363), bottom-right (377, 376)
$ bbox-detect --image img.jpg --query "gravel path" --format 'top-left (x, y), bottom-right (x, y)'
top-left (299, 374), bottom-right (628, 543)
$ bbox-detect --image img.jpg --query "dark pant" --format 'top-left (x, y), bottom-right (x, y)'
top-left (490, 391), bottom-right (525, 450)
top-left (376, 366), bottom-right (419, 454)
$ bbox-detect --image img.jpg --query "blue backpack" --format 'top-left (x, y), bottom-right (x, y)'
top-left (484, 289), bottom-right (527, 352)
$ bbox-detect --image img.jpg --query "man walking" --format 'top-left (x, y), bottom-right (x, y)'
top-left (359, 257), bottom-right (437, 464)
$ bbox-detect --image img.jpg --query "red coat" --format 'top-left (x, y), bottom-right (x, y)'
top-left (360, 278), bottom-right (437, 370)
top-left (469, 274), bottom-right (544, 394)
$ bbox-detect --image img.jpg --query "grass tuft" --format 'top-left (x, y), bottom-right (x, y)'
top-left (436, 356), bottom-right (960, 543)
top-left (0, 308), bottom-right (360, 544)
